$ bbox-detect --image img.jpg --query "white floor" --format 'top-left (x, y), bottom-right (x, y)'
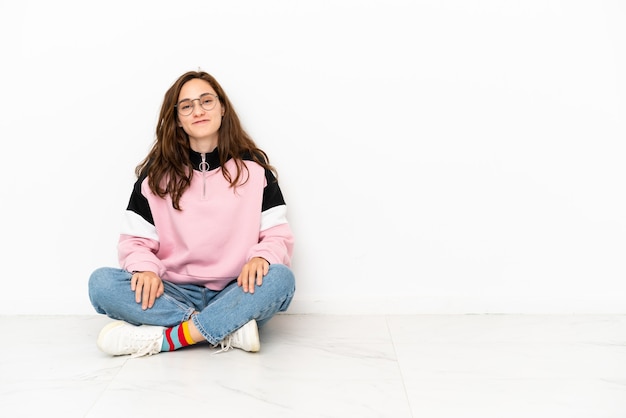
top-left (1, 314), bottom-right (625, 418)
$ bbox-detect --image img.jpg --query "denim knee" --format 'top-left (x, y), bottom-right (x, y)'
top-left (265, 264), bottom-right (296, 313)
top-left (267, 264), bottom-right (296, 294)
top-left (88, 267), bottom-right (128, 312)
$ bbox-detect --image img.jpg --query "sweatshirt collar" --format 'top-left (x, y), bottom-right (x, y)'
top-left (189, 148), bottom-right (220, 172)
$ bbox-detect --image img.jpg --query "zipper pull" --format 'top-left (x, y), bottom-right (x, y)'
top-left (200, 153), bottom-right (208, 200)
top-left (199, 153), bottom-right (209, 172)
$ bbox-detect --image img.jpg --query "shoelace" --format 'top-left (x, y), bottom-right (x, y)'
top-left (212, 335), bottom-right (234, 355)
top-left (125, 332), bottom-right (162, 358)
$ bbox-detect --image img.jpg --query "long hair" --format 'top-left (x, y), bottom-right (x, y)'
top-left (135, 71), bottom-right (276, 210)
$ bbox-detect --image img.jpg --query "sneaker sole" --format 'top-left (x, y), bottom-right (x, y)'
top-left (96, 320), bottom-right (126, 353)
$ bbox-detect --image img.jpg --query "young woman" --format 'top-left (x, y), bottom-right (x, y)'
top-left (88, 71), bottom-right (295, 357)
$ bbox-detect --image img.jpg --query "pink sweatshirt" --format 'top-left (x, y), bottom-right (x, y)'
top-left (117, 150), bottom-right (294, 290)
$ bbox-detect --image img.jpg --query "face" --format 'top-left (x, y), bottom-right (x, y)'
top-left (176, 78), bottom-right (225, 150)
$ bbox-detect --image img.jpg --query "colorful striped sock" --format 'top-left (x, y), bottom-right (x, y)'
top-left (161, 321), bottom-right (196, 352)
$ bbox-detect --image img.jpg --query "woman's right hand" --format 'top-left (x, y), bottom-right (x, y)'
top-left (131, 271), bottom-right (164, 310)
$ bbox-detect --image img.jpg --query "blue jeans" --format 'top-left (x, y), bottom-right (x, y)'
top-left (88, 264), bottom-right (295, 345)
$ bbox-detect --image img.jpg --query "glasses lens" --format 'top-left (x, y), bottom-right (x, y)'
top-left (177, 99), bottom-right (193, 116)
top-left (199, 94), bottom-right (217, 111)
top-left (176, 94), bottom-right (218, 115)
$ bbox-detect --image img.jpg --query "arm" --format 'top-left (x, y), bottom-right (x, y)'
top-left (117, 176), bottom-right (166, 308)
top-left (239, 170), bottom-right (295, 292)
top-left (246, 170), bottom-right (294, 266)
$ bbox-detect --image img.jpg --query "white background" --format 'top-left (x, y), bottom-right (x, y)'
top-left (0, 0), bottom-right (624, 315)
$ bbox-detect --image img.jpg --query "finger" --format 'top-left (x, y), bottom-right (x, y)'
top-left (246, 278), bottom-right (254, 293)
top-left (256, 265), bottom-right (264, 286)
top-left (247, 269), bottom-right (258, 293)
top-left (135, 281), bottom-right (143, 304)
top-left (242, 266), bottom-right (254, 292)
top-left (237, 272), bottom-right (246, 291)
top-left (244, 274), bottom-right (252, 293)
top-left (142, 282), bottom-right (151, 310)
top-left (147, 286), bottom-right (157, 309)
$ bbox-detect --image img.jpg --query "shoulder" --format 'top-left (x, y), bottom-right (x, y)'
top-left (240, 150), bottom-right (268, 165)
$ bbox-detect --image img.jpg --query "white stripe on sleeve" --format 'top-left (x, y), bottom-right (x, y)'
top-left (120, 210), bottom-right (160, 241)
top-left (260, 205), bottom-right (288, 231)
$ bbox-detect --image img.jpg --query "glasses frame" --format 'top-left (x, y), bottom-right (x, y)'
top-left (175, 93), bottom-right (220, 116)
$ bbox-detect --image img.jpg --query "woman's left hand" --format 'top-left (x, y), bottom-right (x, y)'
top-left (237, 257), bottom-right (269, 294)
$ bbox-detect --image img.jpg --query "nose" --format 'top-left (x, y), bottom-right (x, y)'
top-left (190, 99), bottom-right (205, 115)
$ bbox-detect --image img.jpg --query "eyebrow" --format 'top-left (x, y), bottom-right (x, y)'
top-left (178, 92), bottom-right (214, 102)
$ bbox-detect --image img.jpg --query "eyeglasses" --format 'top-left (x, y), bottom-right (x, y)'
top-left (175, 93), bottom-right (219, 116)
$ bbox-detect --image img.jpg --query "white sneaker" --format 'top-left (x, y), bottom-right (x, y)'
top-left (97, 321), bottom-right (164, 358)
top-left (216, 320), bottom-right (260, 353)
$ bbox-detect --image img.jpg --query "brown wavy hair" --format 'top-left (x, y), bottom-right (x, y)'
top-left (135, 71), bottom-right (276, 210)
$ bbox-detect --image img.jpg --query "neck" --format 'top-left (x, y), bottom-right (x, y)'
top-left (189, 138), bottom-right (218, 154)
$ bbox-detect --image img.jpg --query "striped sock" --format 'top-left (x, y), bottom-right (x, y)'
top-left (161, 321), bottom-right (196, 352)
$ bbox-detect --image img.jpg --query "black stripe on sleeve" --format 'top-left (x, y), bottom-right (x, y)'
top-left (126, 174), bottom-right (154, 226)
top-left (262, 169), bottom-right (286, 212)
